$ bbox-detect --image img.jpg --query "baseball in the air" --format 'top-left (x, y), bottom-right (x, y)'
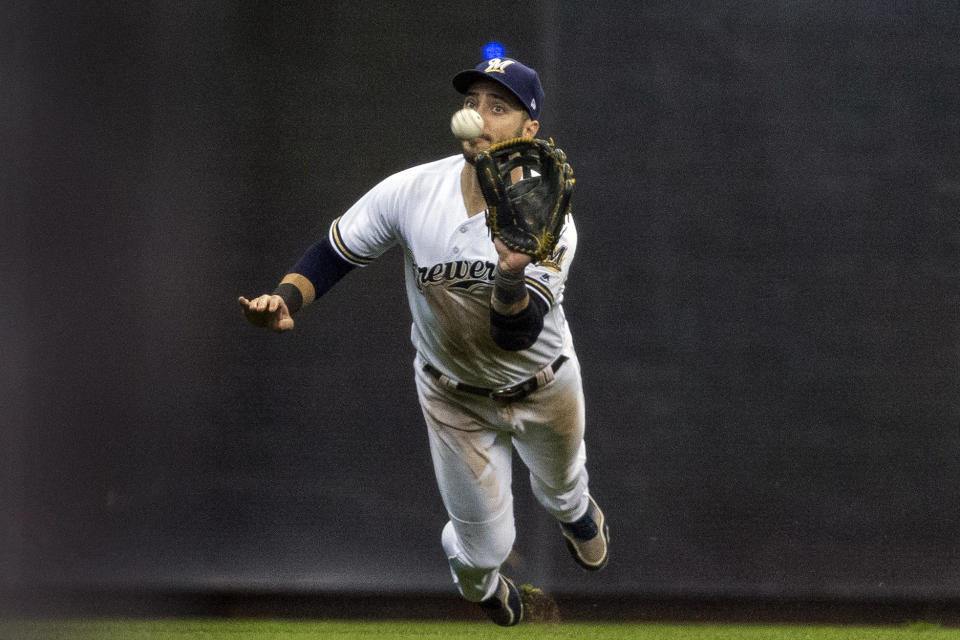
top-left (450, 108), bottom-right (484, 139)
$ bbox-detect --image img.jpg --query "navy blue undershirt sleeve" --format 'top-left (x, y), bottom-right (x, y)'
top-left (489, 291), bottom-right (548, 351)
top-left (273, 237), bottom-right (356, 313)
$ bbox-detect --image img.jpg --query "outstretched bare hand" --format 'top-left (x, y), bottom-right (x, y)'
top-left (238, 294), bottom-right (294, 332)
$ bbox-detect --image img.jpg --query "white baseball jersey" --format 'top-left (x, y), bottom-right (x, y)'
top-left (329, 154), bottom-right (577, 389)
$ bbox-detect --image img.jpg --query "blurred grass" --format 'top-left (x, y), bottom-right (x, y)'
top-left (0, 619), bottom-right (956, 639)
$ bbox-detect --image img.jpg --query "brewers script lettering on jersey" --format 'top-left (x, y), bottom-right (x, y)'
top-left (329, 154), bottom-right (577, 389)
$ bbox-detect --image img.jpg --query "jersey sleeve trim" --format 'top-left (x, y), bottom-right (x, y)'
top-left (330, 216), bottom-right (375, 267)
top-left (524, 276), bottom-right (555, 307)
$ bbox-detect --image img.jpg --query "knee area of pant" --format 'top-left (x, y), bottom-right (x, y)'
top-left (442, 518), bottom-right (515, 569)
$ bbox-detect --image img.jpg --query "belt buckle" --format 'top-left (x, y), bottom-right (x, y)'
top-left (489, 385), bottom-right (525, 400)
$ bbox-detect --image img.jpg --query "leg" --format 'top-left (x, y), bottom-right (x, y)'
top-left (511, 354), bottom-right (590, 523)
top-left (416, 362), bottom-right (516, 602)
top-left (512, 354), bottom-right (610, 570)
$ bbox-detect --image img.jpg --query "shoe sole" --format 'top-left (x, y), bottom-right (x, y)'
top-left (563, 523), bottom-right (610, 571)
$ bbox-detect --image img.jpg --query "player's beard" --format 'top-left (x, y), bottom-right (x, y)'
top-left (462, 123), bottom-right (528, 165)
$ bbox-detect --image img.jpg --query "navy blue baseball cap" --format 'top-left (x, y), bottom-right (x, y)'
top-left (452, 58), bottom-right (544, 121)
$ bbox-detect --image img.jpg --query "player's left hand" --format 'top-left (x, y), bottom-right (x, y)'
top-left (493, 237), bottom-right (533, 273)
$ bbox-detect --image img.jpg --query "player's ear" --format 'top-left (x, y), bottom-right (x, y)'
top-left (524, 119), bottom-right (539, 138)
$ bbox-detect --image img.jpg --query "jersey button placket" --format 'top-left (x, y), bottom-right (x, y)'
top-left (451, 223), bottom-right (471, 258)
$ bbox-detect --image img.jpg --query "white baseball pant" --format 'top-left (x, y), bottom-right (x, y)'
top-left (414, 351), bottom-right (591, 602)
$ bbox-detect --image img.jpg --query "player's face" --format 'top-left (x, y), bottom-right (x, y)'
top-left (460, 79), bottom-right (539, 162)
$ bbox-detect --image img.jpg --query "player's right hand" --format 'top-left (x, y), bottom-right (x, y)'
top-left (238, 294), bottom-right (294, 332)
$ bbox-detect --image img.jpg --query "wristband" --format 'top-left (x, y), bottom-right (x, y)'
top-left (492, 264), bottom-right (527, 306)
top-left (272, 282), bottom-right (303, 314)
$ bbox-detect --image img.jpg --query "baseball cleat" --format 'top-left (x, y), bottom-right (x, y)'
top-left (478, 574), bottom-right (523, 626)
top-left (560, 494), bottom-right (609, 571)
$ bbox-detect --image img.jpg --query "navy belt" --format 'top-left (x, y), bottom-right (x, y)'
top-left (423, 355), bottom-right (568, 401)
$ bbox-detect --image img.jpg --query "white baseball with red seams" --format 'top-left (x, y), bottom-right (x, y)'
top-left (450, 108), bottom-right (484, 139)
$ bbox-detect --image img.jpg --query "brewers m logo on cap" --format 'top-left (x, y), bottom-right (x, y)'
top-left (483, 58), bottom-right (515, 74)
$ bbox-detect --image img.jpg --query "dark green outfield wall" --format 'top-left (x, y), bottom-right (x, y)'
top-left (3, 1), bottom-right (958, 603)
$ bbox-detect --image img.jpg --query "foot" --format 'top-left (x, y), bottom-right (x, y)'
top-left (559, 495), bottom-right (609, 571)
top-left (478, 574), bottom-right (523, 626)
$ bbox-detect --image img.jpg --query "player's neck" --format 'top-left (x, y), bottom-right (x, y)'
top-left (460, 162), bottom-right (487, 218)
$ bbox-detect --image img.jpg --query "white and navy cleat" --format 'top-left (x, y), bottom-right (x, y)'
top-left (478, 574), bottom-right (523, 626)
top-left (560, 495), bottom-right (610, 571)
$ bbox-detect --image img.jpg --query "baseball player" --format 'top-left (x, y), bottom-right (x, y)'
top-left (239, 57), bottom-right (609, 626)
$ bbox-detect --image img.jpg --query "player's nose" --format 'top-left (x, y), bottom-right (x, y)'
top-left (475, 110), bottom-right (491, 133)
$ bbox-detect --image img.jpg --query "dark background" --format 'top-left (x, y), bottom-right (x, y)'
top-left (3, 0), bottom-right (958, 616)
